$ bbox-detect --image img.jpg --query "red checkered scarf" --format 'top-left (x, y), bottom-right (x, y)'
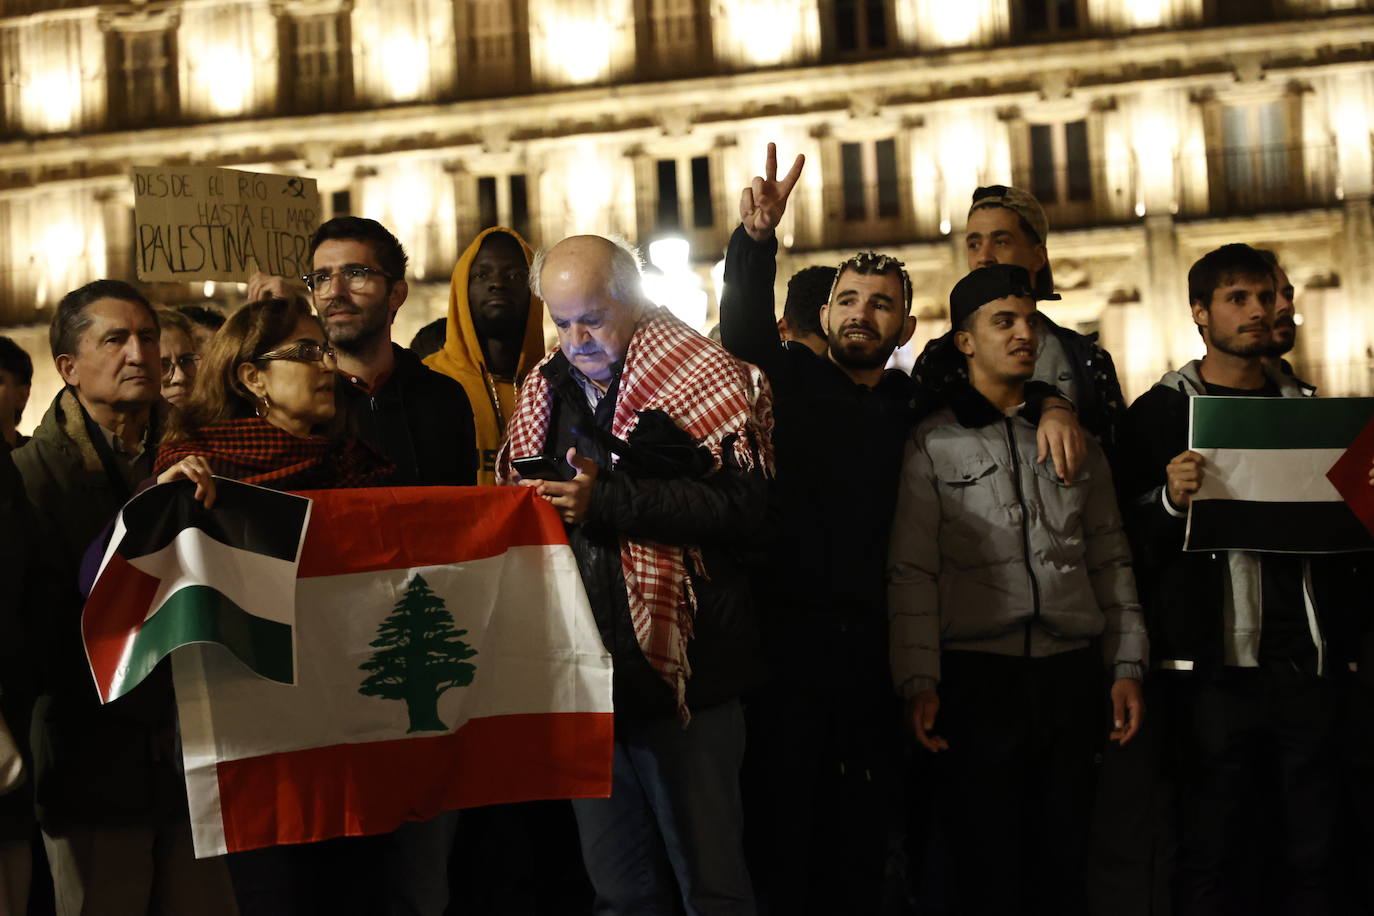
top-left (498, 306), bottom-right (774, 717)
top-left (155, 417), bottom-right (392, 490)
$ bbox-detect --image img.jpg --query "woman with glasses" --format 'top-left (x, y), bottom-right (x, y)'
top-left (153, 297), bottom-right (390, 914)
top-left (156, 296), bottom-right (390, 490)
top-left (155, 307), bottom-right (201, 408)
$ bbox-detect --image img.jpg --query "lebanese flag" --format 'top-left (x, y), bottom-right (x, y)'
top-left (86, 482), bottom-right (613, 859)
top-left (1185, 396), bottom-right (1374, 553)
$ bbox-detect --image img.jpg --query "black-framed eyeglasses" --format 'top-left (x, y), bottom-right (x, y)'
top-left (160, 353), bottom-right (200, 379)
top-left (301, 265), bottom-right (392, 294)
top-left (256, 340), bottom-right (336, 364)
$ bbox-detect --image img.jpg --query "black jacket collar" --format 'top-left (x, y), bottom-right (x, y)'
top-left (947, 380), bottom-right (1025, 429)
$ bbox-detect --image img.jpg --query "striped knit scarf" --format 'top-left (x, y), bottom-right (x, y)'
top-left (498, 306), bottom-right (774, 717)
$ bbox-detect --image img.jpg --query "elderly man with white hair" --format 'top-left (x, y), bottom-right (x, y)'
top-left (498, 234), bottom-right (772, 916)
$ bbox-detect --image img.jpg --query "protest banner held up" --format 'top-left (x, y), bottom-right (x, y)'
top-left (82, 481), bottom-right (614, 859)
top-left (1185, 396), bottom-right (1374, 553)
top-left (132, 166), bottom-right (320, 283)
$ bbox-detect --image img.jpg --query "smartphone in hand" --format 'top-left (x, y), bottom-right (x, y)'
top-left (512, 455), bottom-right (571, 482)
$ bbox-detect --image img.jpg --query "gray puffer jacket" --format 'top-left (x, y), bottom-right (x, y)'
top-left (888, 383), bottom-right (1148, 698)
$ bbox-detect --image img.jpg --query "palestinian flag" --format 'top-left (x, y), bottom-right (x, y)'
top-left (162, 485), bottom-right (612, 859)
top-left (83, 478), bottom-right (309, 703)
top-left (1185, 396), bottom-right (1374, 553)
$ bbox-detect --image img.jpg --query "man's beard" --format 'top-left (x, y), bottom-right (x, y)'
top-left (323, 300), bottom-right (388, 354)
top-left (827, 323), bottom-right (902, 371)
top-left (1210, 323), bottom-right (1271, 359)
top-left (1268, 317), bottom-right (1297, 357)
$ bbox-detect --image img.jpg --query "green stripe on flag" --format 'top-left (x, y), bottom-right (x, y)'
top-left (111, 585), bottom-right (293, 700)
top-left (1191, 397), bottom-right (1374, 450)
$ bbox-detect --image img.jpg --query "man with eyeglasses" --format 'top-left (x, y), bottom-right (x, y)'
top-left (255, 218), bottom-right (477, 911)
top-left (253, 216), bottom-right (477, 489)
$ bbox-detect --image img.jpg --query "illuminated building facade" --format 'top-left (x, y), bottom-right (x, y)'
top-left (2, 0), bottom-right (1374, 424)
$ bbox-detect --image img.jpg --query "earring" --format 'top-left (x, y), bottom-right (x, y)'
top-left (255, 392), bottom-right (272, 419)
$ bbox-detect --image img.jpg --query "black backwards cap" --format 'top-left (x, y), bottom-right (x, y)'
top-left (949, 263), bottom-right (1037, 331)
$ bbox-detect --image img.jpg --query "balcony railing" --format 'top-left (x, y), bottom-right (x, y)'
top-left (1176, 141), bottom-right (1340, 219)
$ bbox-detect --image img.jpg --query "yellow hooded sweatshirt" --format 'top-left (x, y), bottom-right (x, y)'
top-left (424, 227), bottom-right (547, 485)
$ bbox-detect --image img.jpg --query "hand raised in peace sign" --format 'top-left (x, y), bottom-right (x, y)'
top-left (739, 142), bottom-right (805, 243)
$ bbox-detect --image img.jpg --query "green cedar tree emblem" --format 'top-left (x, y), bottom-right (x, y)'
top-left (358, 573), bottom-right (477, 733)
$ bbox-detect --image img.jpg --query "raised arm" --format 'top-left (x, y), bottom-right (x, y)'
top-left (719, 143), bottom-right (805, 377)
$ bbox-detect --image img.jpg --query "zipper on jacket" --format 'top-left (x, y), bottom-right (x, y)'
top-left (1005, 417), bottom-right (1041, 657)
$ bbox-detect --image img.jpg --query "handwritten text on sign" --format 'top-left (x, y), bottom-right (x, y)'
top-left (133, 166), bottom-right (320, 283)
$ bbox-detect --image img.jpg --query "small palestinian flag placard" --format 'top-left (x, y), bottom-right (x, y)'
top-left (1185, 396), bottom-right (1374, 553)
top-left (83, 477), bottom-right (310, 704)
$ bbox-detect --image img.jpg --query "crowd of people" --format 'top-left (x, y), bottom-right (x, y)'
top-left (0, 141), bottom-right (1371, 916)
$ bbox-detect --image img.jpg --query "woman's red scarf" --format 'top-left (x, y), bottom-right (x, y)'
top-left (155, 417), bottom-right (392, 490)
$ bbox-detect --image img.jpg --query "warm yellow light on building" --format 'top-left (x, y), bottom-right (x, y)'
top-left (31, 211), bottom-right (106, 308)
top-left (204, 45), bottom-right (253, 116)
top-left (26, 66), bottom-right (81, 134)
top-left (552, 20), bottom-right (612, 85)
top-left (728, 0), bottom-right (798, 66)
top-left (380, 31), bottom-right (429, 101)
top-left (1126, 0), bottom-right (1169, 29)
top-left (1131, 104), bottom-right (1178, 210)
top-left (928, 3), bottom-right (980, 46)
top-left (561, 141), bottom-right (618, 233)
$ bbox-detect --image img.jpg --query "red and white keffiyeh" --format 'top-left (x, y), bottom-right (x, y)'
top-left (498, 306), bottom-right (774, 717)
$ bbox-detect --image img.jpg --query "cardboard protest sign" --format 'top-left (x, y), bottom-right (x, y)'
top-left (132, 166), bottom-right (320, 283)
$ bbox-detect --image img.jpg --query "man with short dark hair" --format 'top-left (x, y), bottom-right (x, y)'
top-left (0, 336), bottom-right (32, 450)
top-left (916, 184), bottom-right (1128, 460)
top-left (245, 216), bottom-right (479, 492)
top-left (252, 217), bottom-right (477, 491)
top-left (777, 265), bottom-right (834, 356)
top-left (500, 233), bottom-right (771, 916)
top-left (14, 279), bottom-right (237, 915)
top-left (889, 263), bottom-right (1146, 915)
top-left (251, 220), bottom-right (478, 911)
top-left (1120, 243), bottom-right (1372, 915)
top-left (1255, 249), bottom-right (1309, 386)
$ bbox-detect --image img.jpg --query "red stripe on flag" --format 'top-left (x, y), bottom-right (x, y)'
top-left (294, 486), bottom-right (569, 578)
top-left (215, 711), bottom-right (614, 853)
top-left (82, 553), bottom-right (163, 702)
top-left (1328, 414), bottom-right (1374, 538)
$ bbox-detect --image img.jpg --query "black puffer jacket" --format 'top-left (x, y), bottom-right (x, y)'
top-left (336, 343), bottom-right (477, 487)
top-left (539, 352), bottom-right (767, 725)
